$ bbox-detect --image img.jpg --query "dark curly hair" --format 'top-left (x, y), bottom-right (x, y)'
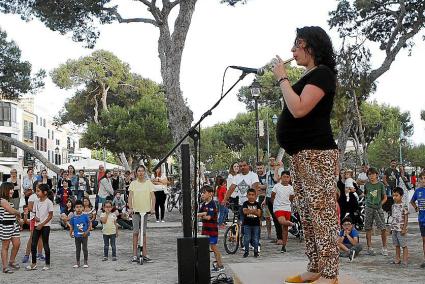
top-left (295, 26), bottom-right (337, 74)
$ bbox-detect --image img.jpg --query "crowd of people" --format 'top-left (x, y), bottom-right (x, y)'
top-left (197, 158), bottom-right (425, 277)
top-left (1, 158), bottom-right (424, 278)
top-left (0, 163), bottom-right (169, 273)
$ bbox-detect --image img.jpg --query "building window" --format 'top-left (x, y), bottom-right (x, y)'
top-left (43, 119), bottom-right (46, 127)
top-left (23, 120), bottom-right (34, 140)
top-left (52, 131), bottom-right (54, 140)
top-left (55, 139), bottom-right (60, 146)
top-left (0, 133), bottom-right (17, 158)
top-left (0, 102), bottom-right (15, 127)
top-left (48, 129), bottom-right (50, 139)
top-left (36, 116), bottom-right (39, 125)
top-left (48, 150), bottom-right (50, 162)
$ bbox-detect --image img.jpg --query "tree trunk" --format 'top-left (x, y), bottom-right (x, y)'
top-left (157, 1), bottom-right (196, 145)
top-left (352, 90), bottom-right (368, 165)
top-left (119, 152), bottom-right (130, 171)
top-left (337, 99), bottom-right (355, 167)
top-left (0, 134), bottom-right (60, 174)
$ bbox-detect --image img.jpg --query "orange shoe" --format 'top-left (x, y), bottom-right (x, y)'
top-left (311, 278), bottom-right (338, 284)
top-left (285, 274), bottom-right (320, 283)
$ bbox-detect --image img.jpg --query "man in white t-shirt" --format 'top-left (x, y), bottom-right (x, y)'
top-left (271, 171), bottom-right (294, 253)
top-left (356, 164), bottom-right (369, 194)
top-left (223, 160), bottom-right (259, 243)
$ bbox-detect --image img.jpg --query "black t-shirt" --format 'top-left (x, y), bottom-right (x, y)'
top-left (384, 168), bottom-right (399, 188)
top-left (276, 65), bottom-right (338, 155)
top-left (242, 201), bottom-right (261, 226)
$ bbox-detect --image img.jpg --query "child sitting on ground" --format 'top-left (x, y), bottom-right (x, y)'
top-left (271, 171), bottom-right (294, 253)
top-left (337, 216), bottom-right (362, 262)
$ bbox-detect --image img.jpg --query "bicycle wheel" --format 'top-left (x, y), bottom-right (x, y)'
top-left (167, 196), bottom-right (174, 212)
top-left (178, 195), bottom-right (183, 214)
top-left (224, 224), bottom-right (239, 254)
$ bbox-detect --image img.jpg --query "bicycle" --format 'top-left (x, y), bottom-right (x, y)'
top-left (223, 203), bottom-right (243, 254)
top-left (166, 183), bottom-right (182, 213)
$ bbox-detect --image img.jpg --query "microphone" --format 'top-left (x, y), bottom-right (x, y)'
top-left (229, 58), bottom-right (294, 76)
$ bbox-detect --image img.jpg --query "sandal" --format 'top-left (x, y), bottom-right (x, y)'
top-left (9, 262), bottom-right (20, 270)
top-left (2, 268), bottom-right (14, 274)
top-left (25, 265), bottom-right (37, 271)
top-left (391, 260), bottom-right (401, 264)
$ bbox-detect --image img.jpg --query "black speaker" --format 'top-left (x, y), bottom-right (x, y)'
top-left (177, 236), bottom-right (211, 284)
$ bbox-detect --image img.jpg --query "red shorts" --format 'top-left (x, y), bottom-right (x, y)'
top-left (30, 218), bottom-right (36, 232)
top-left (274, 210), bottom-right (291, 220)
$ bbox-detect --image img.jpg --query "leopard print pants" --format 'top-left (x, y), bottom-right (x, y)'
top-left (290, 149), bottom-right (339, 279)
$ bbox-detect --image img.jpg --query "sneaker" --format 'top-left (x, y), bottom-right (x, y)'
top-left (131, 256), bottom-right (138, 262)
top-left (211, 265), bottom-right (225, 272)
top-left (22, 255), bottom-right (30, 264)
top-left (102, 257), bottom-right (108, 261)
top-left (254, 252), bottom-right (259, 258)
top-left (258, 244), bottom-right (261, 253)
top-left (37, 254), bottom-right (45, 261)
top-left (243, 252), bottom-right (249, 258)
top-left (156, 220), bottom-right (160, 223)
top-left (42, 266), bottom-right (50, 271)
top-left (281, 245), bottom-right (286, 253)
top-left (112, 257), bottom-right (117, 261)
top-left (161, 220), bottom-right (165, 223)
top-left (142, 256), bottom-right (153, 263)
top-left (349, 249), bottom-right (356, 262)
top-left (25, 264), bottom-right (37, 271)
top-left (72, 264), bottom-right (79, 268)
top-left (382, 248), bottom-right (388, 256)
top-left (83, 264), bottom-right (89, 268)
top-left (367, 248), bottom-right (376, 256)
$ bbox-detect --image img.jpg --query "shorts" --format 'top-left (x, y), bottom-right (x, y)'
top-left (392, 231), bottom-right (407, 247)
top-left (274, 210), bottom-right (291, 220)
top-left (364, 207), bottom-right (386, 231)
top-left (209, 236), bottom-right (218, 245)
top-left (420, 223), bottom-right (425, 237)
top-left (0, 223), bottom-right (20, 240)
top-left (30, 218), bottom-right (36, 232)
top-left (132, 212), bottom-right (148, 234)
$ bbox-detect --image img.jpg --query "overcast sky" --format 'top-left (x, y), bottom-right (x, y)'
top-left (1, 0), bottom-right (424, 144)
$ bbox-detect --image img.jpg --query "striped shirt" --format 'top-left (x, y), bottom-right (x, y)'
top-left (199, 201), bottom-right (218, 237)
top-left (0, 198), bottom-right (17, 223)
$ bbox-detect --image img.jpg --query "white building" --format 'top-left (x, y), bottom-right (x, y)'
top-left (0, 97), bottom-right (91, 180)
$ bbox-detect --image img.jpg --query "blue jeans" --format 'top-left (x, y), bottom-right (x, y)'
top-left (103, 234), bottom-right (116, 257)
top-left (218, 204), bottom-right (229, 225)
top-left (243, 225), bottom-right (260, 253)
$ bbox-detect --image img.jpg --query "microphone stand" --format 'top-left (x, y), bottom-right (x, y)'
top-left (155, 71), bottom-right (249, 284)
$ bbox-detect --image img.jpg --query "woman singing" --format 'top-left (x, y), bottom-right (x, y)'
top-left (272, 26), bottom-right (339, 284)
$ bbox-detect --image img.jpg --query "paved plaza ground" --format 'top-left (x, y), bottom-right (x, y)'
top-left (1, 207), bottom-right (425, 284)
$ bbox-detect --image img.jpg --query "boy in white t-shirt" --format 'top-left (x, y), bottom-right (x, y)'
top-left (271, 171), bottom-right (294, 253)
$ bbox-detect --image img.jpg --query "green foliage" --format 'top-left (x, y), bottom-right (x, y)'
top-left (360, 101), bottom-right (413, 147)
top-left (91, 149), bottom-right (120, 165)
top-left (0, 28), bottom-right (45, 99)
top-left (51, 50), bottom-right (130, 92)
top-left (0, 0), bottom-right (115, 48)
top-left (329, 0), bottom-right (425, 53)
top-left (236, 67), bottom-right (304, 111)
top-left (82, 93), bottom-right (172, 160)
top-left (405, 144), bottom-right (425, 168)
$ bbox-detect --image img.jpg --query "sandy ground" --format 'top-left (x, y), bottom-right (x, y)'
top-left (1, 207), bottom-right (425, 284)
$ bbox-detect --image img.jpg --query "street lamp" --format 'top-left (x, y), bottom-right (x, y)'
top-left (250, 79), bottom-right (261, 163)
